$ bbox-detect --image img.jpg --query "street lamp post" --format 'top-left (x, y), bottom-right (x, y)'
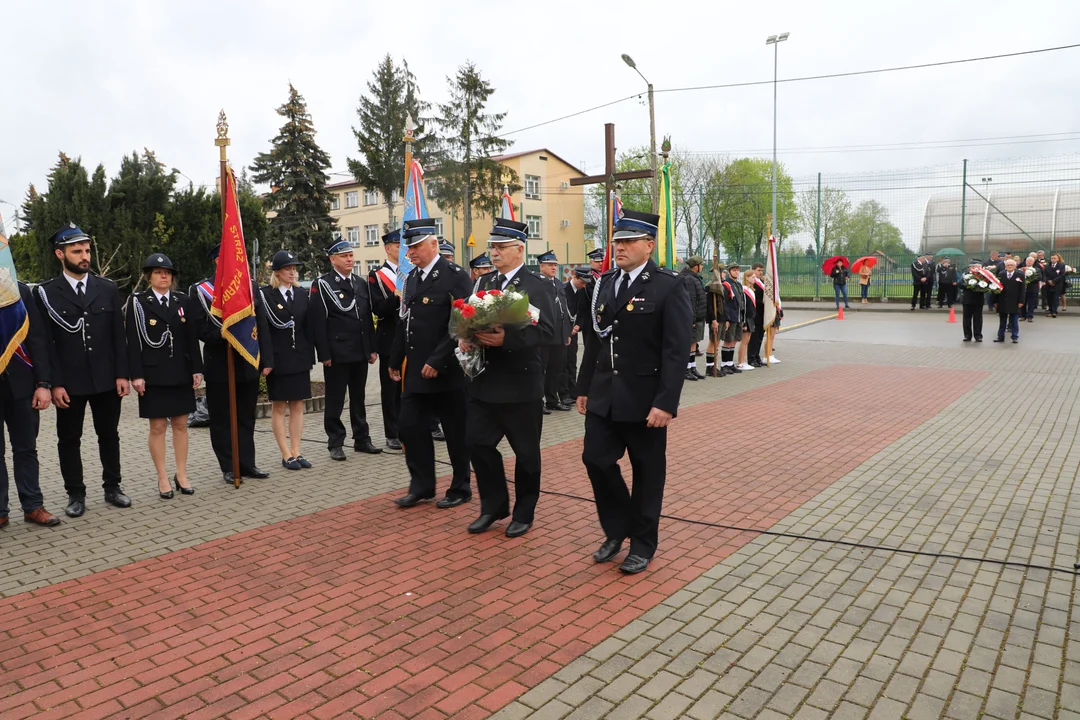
top-left (621, 53), bottom-right (658, 214)
top-left (765, 32), bottom-right (789, 242)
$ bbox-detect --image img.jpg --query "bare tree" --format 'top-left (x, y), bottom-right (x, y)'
top-left (796, 185), bottom-right (851, 257)
top-left (669, 150), bottom-right (727, 259)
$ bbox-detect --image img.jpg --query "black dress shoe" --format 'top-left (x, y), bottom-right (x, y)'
top-left (593, 537), bottom-right (623, 563)
top-left (619, 554), bottom-right (650, 574)
top-left (385, 438), bottom-right (403, 451)
top-left (329, 446), bottom-right (347, 461)
top-left (975, 337), bottom-right (983, 342)
top-left (993, 338), bottom-right (1004, 342)
top-left (542, 405), bottom-right (553, 415)
top-left (435, 495), bottom-right (469, 509)
top-left (560, 396), bottom-right (574, 406)
top-left (245, 467), bottom-right (270, 479)
top-left (296, 455), bottom-right (313, 469)
top-left (431, 427), bottom-right (445, 441)
top-left (729, 366), bottom-right (743, 374)
top-left (223, 472), bottom-right (243, 485)
top-left (173, 475), bottom-right (195, 495)
top-left (393, 493), bottom-right (434, 508)
top-left (1012, 338), bottom-right (1018, 343)
top-left (505, 521), bottom-right (531, 538)
top-left (467, 512), bottom-right (508, 533)
top-left (65, 496), bottom-right (85, 518)
top-left (104, 490), bottom-right (132, 508)
top-left (962, 337), bottom-right (971, 342)
top-left (159, 485), bottom-right (174, 500)
top-left (691, 368), bottom-right (706, 380)
top-left (684, 370), bottom-right (698, 381)
top-left (354, 441), bottom-right (382, 455)
top-left (553, 403), bottom-right (573, 411)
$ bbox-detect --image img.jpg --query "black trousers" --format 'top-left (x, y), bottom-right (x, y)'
top-left (206, 380), bottom-right (258, 473)
top-left (582, 410), bottom-right (667, 559)
top-left (559, 334), bottom-right (579, 400)
top-left (56, 390), bottom-right (122, 497)
top-left (323, 361), bottom-right (370, 449)
top-left (400, 387), bottom-right (470, 499)
top-left (1047, 289), bottom-right (1061, 315)
top-left (1024, 288), bottom-right (1040, 319)
top-left (541, 345), bottom-right (565, 408)
top-left (467, 398), bottom-right (543, 523)
top-left (937, 285), bottom-right (957, 306)
top-left (749, 324), bottom-right (765, 362)
top-left (0, 380), bottom-right (44, 516)
top-left (377, 355), bottom-right (400, 441)
top-left (962, 303), bottom-right (983, 339)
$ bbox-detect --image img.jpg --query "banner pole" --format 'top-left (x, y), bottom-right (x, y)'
top-left (216, 111), bottom-right (242, 489)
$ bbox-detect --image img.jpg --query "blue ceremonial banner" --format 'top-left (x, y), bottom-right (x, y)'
top-left (0, 214), bottom-right (29, 374)
top-left (398, 159), bottom-right (428, 286)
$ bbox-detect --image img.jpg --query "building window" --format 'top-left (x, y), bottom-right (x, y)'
top-left (391, 188), bottom-right (400, 203)
top-left (329, 194), bottom-right (340, 211)
top-left (363, 189), bottom-right (378, 206)
top-left (366, 260), bottom-right (381, 274)
top-left (525, 175), bottom-right (541, 200)
top-left (365, 224), bottom-right (380, 246)
top-left (434, 218), bottom-right (444, 237)
top-left (346, 227), bottom-right (360, 246)
top-left (527, 255), bottom-right (540, 266)
top-left (345, 191), bottom-right (358, 208)
top-left (526, 215), bottom-right (542, 239)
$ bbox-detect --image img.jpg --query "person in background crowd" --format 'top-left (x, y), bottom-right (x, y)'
top-left (986, 251), bottom-right (1004, 312)
top-left (1044, 253), bottom-right (1066, 318)
top-left (126, 254), bottom-right (203, 499)
top-left (993, 258), bottom-right (1024, 343)
top-left (310, 239), bottom-right (380, 461)
top-left (748, 263), bottom-right (767, 366)
top-left (679, 256), bottom-right (707, 381)
top-left (719, 263), bottom-right (746, 375)
top-left (438, 241), bottom-right (455, 263)
top-left (0, 281), bottom-right (62, 529)
top-left (369, 230), bottom-right (404, 451)
top-left (925, 253), bottom-right (937, 307)
top-left (1022, 257), bottom-right (1041, 322)
top-left (574, 248), bottom-right (606, 339)
top-left (262, 251), bottom-right (314, 469)
top-left (961, 258), bottom-right (985, 343)
top-left (36, 223), bottom-right (131, 517)
top-left (469, 253), bottom-right (493, 283)
top-left (704, 262), bottom-right (725, 377)
top-left (910, 254), bottom-right (930, 310)
top-left (831, 258), bottom-right (850, 310)
top-left (936, 258), bottom-right (958, 308)
top-left (736, 269), bottom-right (757, 371)
top-left (1034, 250), bottom-right (1048, 310)
top-left (559, 268), bottom-right (589, 407)
top-left (858, 261), bottom-right (872, 304)
top-left (537, 251), bottom-right (572, 413)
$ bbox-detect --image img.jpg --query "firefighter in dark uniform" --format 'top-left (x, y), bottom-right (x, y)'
top-left (126, 253), bottom-right (203, 498)
top-left (574, 248), bottom-right (606, 335)
top-left (35, 223), bottom-right (131, 518)
top-left (469, 253), bottom-right (493, 283)
top-left (188, 245), bottom-right (274, 484)
top-left (0, 281), bottom-right (63, 529)
top-left (439, 241), bottom-right (455, 263)
top-left (961, 258), bottom-right (985, 342)
top-left (388, 218), bottom-right (473, 509)
top-left (462, 218), bottom-right (557, 538)
top-left (368, 229), bottom-right (404, 451)
top-left (538, 250), bottom-right (572, 413)
top-left (576, 209), bottom-right (692, 574)
top-left (310, 239), bottom-right (380, 460)
top-left (560, 267), bottom-right (590, 406)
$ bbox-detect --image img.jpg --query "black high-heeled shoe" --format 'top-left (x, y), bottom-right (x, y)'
top-left (159, 480), bottom-right (174, 500)
top-left (173, 474), bottom-right (195, 495)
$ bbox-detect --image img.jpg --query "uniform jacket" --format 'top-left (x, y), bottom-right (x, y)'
top-left (910, 260), bottom-right (930, 284)
top-left (721, 274), bottom-right (746, 324)
top-left (564, 281), bottom-right (582, 328)
top-left (259, 284), bottom-right (314, 376)
top-left (961, 276), bottom-right (986, 306)
top-left (368, 261), bottom-right (401, 357)
top-left (545, 275), bottom-right (572, 347)
top-left (1045, 262), bottom-right (1066, 289)
top-left (125, 289), bottom-right (203, 386)
top-left (937, 265), bottom-right (957, 285)
top-left (389, 256), bottom-right (471, 395)
top-left (309, 271), bottom-right (375, 364)
top-left (2, 282), bottom-right (52, 401)
top-left (753, 278), bottom-right (766, 327)
top-left (575, 273), bottom-right (599, 330)
top-left (35, 273), bottom-right (128, 396)
top-left (995, 269), bottom-right (1027, 314)
top-left (576, 260), bottom-right (692, 421)
top-left (188, 278), bottom-right (274, 384)
top-left (679, 267), bottom-right (707, 322)
top-left (468, 267), bottom-right (557, 404)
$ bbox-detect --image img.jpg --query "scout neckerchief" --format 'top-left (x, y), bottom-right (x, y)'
top-left (36, 280), bottom-right (87, 350)
top-left (260, 287), bottom-right (296, 348)
top-left (130, 291), bottom-right (174, 357)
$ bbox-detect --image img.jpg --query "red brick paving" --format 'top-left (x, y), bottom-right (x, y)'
top-left (0, 365), bottom-right (985, 719)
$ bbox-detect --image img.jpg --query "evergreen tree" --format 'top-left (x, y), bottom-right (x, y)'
top-left (104, 149), bottom-right (178, 287)
top-left (250, 84), bottom-right (336, 276)
top-left (430, 62), bottom-right (519, 248)
top-left (348, 55), bottom-right (430, 230)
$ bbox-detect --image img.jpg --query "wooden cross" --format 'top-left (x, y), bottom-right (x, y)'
top-left (569, 123), bottom-right (654, 249)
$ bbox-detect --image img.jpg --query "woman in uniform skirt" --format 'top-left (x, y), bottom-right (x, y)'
top-left (126, 253), bottom-right (203, 498)
top-left (261, 250), bottom-right (315, 470)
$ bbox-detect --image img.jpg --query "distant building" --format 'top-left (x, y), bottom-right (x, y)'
top-left (324, 149), bottom-right (589, 274)
top-left (922, 187), bottom-right (1080, 254)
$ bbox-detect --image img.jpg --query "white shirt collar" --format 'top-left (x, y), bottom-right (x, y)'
top-left (385, 260), bottom-right (398, 272)
top-left (279, 285), bottom-right (295, 300)
top-left (499, 264), bottom-right (525, 288)
top-left (153, 290), bottom-right (170, 305)
top-left (63, 272), bottom-right (87, 292)
top-left (419, 255), bottom-right (440, 279)
top-left (618, 263), bottom-right (646, 287)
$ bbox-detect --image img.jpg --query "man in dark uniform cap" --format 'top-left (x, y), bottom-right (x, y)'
top-left (469, 253), bottom-right (493, 282)
top-left (574, 248), bottom-right (606, 335)
top-left (462, 217), bottom-right (556, 537)
top-left (576, 209), bottom-right (692, 574)
top-left (188, 244), bottom-right (274, 484)
top-left (310, 239), bottom-right (380, 460)
top-left (35, 223), bottom-right (131, 517)
top-left (368, 229), bottom-right (404, 451)
top-left (961, 258), bottom-right (986, 342)
top-left (388, 218), bottom-right (473, 508)
top-left (537, 250), bottom-right (572, 413)
top-left (560, 267), bottom-right (590, 406)
top-left (438, 241), bottom-right (455, 263)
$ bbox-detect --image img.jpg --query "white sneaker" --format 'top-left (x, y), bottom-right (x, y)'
top-left (737, 362), bottom-right (754, 371)
top-left (768, 355), bottom-right (781, 364)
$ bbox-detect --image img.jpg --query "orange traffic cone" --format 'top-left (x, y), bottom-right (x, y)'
top-left (837, 306), bottom-right (845, 320)
top-left (947, 307), bottom-right (957, 323)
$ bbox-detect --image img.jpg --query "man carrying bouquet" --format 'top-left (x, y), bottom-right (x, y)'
top-left (576, 209), bottom-right (692, 575)
top-left (389, 218), bottom-right (473, 509)
top-left (460, 218), bottom-right (556, 538)
top-left (961, 258), bottom-right (986, 342)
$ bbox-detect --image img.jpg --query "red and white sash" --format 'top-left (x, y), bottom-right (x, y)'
top-left (743, 285), bottom-right (757, 307)
top-left (376, 266), bottom-right (397, 293)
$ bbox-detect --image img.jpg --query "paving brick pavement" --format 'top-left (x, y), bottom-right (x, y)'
top-left (0, 363), bottom-right (984, 719)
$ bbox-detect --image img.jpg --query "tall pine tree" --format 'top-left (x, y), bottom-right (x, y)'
top-left (348, 55), bottom-right (429, 231)
top-left (431, 62), bottom-right (519, 248)
top-left (250, 84), bottom-right (336, 276)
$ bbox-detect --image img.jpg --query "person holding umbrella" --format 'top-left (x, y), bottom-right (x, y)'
top-left (825, 256), bottom-right (850, 310)
top-left (852, 256), bottom-right (875, 304)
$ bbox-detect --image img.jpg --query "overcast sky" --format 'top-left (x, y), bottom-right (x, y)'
top-left (3, 0), bottom-right (1080, 247)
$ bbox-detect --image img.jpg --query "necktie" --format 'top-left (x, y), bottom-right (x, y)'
top-left (76, 281), bottom-right (85, 302)
top-left (286, 289), bottom-right (293, 306)
top-left (495, 274), bottom-right (507, 290)
top-left (160, 295), bottom-right (168, 309)
top-left (618, 272), bottom-right (630, 302)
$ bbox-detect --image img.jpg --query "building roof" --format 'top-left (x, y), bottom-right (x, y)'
top-left (489, 149), bottom-right (585, 176)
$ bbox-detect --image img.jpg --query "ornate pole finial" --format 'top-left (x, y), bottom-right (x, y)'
top-left (661, 135), bottom-right (672, 157)
top-left (216, 110), bottom-right (230, 162)
top-left (404, 113), bottom-right (416, 144)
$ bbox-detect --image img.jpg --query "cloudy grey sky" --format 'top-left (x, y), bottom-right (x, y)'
top-left (3, 0), bottom-right (1079, 247)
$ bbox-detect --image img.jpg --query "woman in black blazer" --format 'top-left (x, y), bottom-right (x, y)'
top-left (126, 253), bottom-right (203, 498)
top-left (261, 250), bottom-right (315, 470)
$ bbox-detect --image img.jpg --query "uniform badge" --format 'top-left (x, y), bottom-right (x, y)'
top-left (599, 303), bottom-right (605, 313)
top-left (423, 297), bottom-right (430, 304)
top-left (149, 318), bottom-right (158, 326)
top-left (338, 293), bottom-right (345, 299)
top-left (626, 303), bottom-right (634, 312)
top-left (277, 303), bottom-right (284, 309)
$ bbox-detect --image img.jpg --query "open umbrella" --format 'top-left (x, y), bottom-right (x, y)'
top-left (936, 247), bottom-right (965, 257)
top-left (821, 255), bottom-right (849, 275)
top-left (850, 256), bottom-right (877, 273)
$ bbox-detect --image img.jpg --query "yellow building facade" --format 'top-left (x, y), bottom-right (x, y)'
top-left (324, 148), bottom-right (590, 275)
